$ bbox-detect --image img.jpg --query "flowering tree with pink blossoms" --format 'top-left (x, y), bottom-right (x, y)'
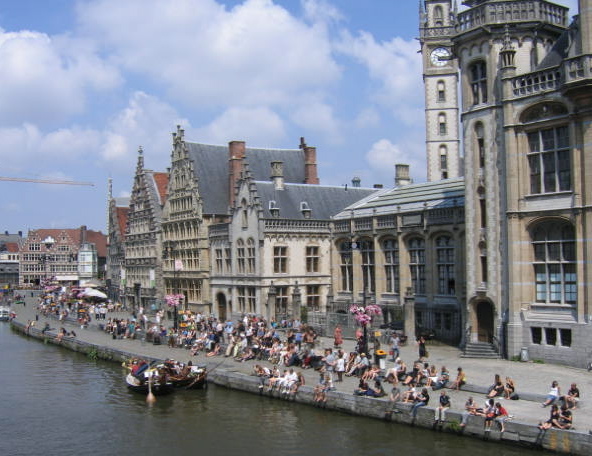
top-left (165, 294), bottom-right (184, 307)
top-left (350, 304), bottom-right (382, 355)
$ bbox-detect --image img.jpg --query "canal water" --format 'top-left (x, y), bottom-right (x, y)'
top-left (0, 323), bottom-right (551, 456)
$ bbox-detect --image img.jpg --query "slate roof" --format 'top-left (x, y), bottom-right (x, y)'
top-left (253, 182), bottom-right (378, 220)
top-left (333, 177), bottom-right (465, 219)
top-left (186, 142), bottom-right (306, 214)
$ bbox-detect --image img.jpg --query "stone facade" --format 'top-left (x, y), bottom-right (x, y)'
top-left (422, 0), bottom-right (592, 365)
top-left (122, 148), bottom-right (168, 311)
top-left (332, 178), bottom-right (465, 343)
top-left (105, 179), bottom-right (129, 304)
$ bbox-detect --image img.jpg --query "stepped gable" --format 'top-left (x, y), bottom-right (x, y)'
top-left (253, 182), bottom-right (377, 220)
top-left (185, 142), bottom-right (306, 215)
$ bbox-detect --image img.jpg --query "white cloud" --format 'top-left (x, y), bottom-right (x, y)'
top-left (366, 138), bottom-right (426, 183)
top-left (195, 106), bottom-right (286, 146)
top-left (77, 0), bottom-right (341, 108)
top-left (291, 99), bottom-right (341, 144)
top-left (336, 31), bottom-right (423, 112)
top-left (0, 29), bottom-right (121, 127)
top-left (301, 0), bottom-right (343, 25)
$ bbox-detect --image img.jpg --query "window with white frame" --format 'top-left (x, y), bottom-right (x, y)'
top-left (470, 61), bottom-right (487, 105)
top-left (307, 285), bottom-right (320, 311)
top-left (237, 239), bottom-right (245, 274)
top-left (360, 239), bottom-right (375, 293)
top-left (527, 126), bottom-right (571, 194)
top-left (532, 222), bottom-right (576, 305)
top-left (247, 238), bottom-right (256, 274)
top-left (339, 241), bottom-right (353, 292)
top-left (306, 246), bottom-right (319, 273)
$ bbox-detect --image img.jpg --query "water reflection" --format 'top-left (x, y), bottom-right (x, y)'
top-left (0, 324), bottom-right (551, 456)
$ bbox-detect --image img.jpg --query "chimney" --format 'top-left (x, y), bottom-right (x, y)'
top-left (271, 161), bottom-right (285, 190)
top-left (228, 140), bottom-right (246, 207)
top-left (580, 0), bottom-right (592, 55)
top-left (373, 184), bottom-right (383, 189)
top-left (352, 177), bottom-right (361, 188)
top-left (395, 164), bottom-right (412, 187)
top-left (80, 225), bottom-right (87, 243)
top-left (300, 137), bottom-right (320, 184)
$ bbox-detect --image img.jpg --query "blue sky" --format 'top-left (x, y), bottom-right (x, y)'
top-left (0, 0), bottom-right (579, 234)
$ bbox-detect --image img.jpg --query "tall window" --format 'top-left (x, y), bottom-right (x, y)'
top-left (246, 238), bottom-right (256, 274)
top-left (306, 246), bottom-right (319, 273)
top-left (236, 239), bottom-right (245, 273)
top-left (360, 239), bottom-right (375, 293)
top-left (237, 286), bottom-right (246, 312)
top-left (408, 238), bottom-right (426, 295)
top-left (247, 287), bottom-right (256, 313)
top-left (383, 239), bottom-right (399, 293)
top-left (532, 222), bottom-right (576, 305)
top-left (215, 248), bottom-right (223, 273)
top-left (437, 80), bottom-right (446, 101)
top-left (273, 246), bottom-right (288, 273)
top-left (475, 123), bottom-right (485, 168)
top-left (470, 61), bottom-right (487, 105)
top-left (241, 199), bottom-right (248, 228)
top-left (339, 241), bottom-right (353, 292)
top-left (436, 236), bottom-right (455, 295)
top-left (440, 145), bottom-right (448, 179)
top-left (276, 286), bottom-right (288, 315)
top-left (433, 5), bottom-right (443, 26)
top-left (438, 113), bottom-right (447, 135)
top-left (307, 285), bottom-right (320, 311)
top-left (527, 126), bottom-right (571, 194)
top-left (224, 247), bottom-right (232, 273)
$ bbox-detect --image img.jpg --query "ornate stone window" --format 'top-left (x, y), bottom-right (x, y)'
top-left (360, 239), bottom-right (375, 293)
top-left (532, 221), bottom-right (576, 305)
top-left (408, 237), bottom-right (426, 295)
top-left (383, 238), bottom-right (399, 293)
top-left (436, 235), bottom-right (455, 295)
top-left (339, 241), bottom-right (353, 292)
top-left (247, 238), bottom-right (256, 274)
top-left (306, 245), bottom-right (319, 273)
top-left (527, 126), bottom-right (571, 194)
top-left (237, 239), bottom-right (245, 274)
top-left (469, 61), bottom-right (487, 105)
top-left (306, 285), bottom-right (320, 311)
top-left (273, 246), bottom-right (288, 274)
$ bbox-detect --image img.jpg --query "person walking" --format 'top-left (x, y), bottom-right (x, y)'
top-left (333, 325), bottom-right (343, 348)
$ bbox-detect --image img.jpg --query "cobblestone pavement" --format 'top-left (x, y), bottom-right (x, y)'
top-left (10, 300), bottom-right (592, 432)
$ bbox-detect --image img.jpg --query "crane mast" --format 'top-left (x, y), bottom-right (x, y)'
top-left (0, 176), bottom-right (94, 186)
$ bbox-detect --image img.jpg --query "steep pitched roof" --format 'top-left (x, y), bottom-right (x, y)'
top-left (26, 228), bottom-right (107, 257)
top-left (333, 177), bottom-right (465, 219)
top-left (152, 172), bottom-right (169, 205)
top-left (252, 182), bottom-right (378, 220)
top-left (4, 242), bottom-right (19, 253)
top-left (116, 206), bottom-right (129, 237)
top-left (186, 142), bottom-right (306, 214)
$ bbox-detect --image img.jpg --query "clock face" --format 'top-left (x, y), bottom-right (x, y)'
top-left (430, 47), bottom-right (451, 66)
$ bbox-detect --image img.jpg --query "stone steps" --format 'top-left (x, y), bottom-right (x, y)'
top-left (461, 342), bottom-right (500, 359)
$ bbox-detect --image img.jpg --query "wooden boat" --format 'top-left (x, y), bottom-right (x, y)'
top-left (168, 365), bottom-right (208, 390)
top-left (126, 372), bottom-right (174, 396)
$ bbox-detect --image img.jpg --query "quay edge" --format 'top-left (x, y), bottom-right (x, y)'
top-left (10, 320), bottom-right (591, 456)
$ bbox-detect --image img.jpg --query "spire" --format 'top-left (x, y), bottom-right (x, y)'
top-left (136, 146), bottom-right (144, 171)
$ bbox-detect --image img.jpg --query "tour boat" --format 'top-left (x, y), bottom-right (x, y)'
top-left (0, 306), bottom-right (11, 321)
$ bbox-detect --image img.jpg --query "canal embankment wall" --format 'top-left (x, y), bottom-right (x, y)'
top-left (10, 319), bottom-right (591, 455)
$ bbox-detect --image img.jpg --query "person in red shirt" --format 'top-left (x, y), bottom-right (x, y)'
top-left (494, 402), bottom-right (509, 432)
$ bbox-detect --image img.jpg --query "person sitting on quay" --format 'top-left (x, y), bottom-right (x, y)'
top-left (431, 366), bottom-right (450, 390)
top-left (459, 396), bottom-right (478, 428)
top-left (410, 387), bottom-right (430, 418)
top-left (562, 383), bottom-right (580, 410)
top-left (313, 373), bottom-right (331, 405)
top-left (494, 402), bottom-right (510, 433)
top-left (538, 404), bottom-right (561, 430)
top-left (557, 404), bottom-right (573, 430)
top-left (434, 390), bottom-right (451, 425)
top-left (448, 367), bottom-right (466, 391)
top-left (542, 380), bottom-right (561, 407)
top-left (504, 377), bottom-right (516, 399)
top-left (487, 374), bottom-right (505, 398)
top-left (483, 399), bottom-right (498, 432)
top-left (402, 361), bottom-right (422, 386)
top-left (289, 371), bottom-right (306, 396)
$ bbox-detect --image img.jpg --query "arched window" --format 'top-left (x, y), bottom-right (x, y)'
top-left (436, 236), bottom-right (455, 295)
top-left (339, 241), bottom-right (353, 292)
top-left (532, 222), bottom-right (576, 305)
top-left (470, 61), bottom-right (487, 105)
top-left (241, 199), bottom-right (248, 228)
top-left (433, 5), bottom-right (443, 26)
top-left (408, 238), bottom-right (426, 295)
top-left (437, 80), bottom-right (446, 102)
top-left (438, 113), bottom-right (447, 135)
top-left (383, 239), bottom-right (399, 293)
top-left (360, 239), bottom-right (375, 293)
top-left (527, 126), bottom-right (571, 194)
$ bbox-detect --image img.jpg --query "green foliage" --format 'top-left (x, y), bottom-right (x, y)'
top-left (510, 355), bottom-right (521, 362)
top-left (300, 306), bottom-right (308, 323)
top-left (532, 359), bottom-right (545, 364)
top-left (445, 419), bottom-right (462, 432)
top-left (87, 348), bottom-right (99, 361)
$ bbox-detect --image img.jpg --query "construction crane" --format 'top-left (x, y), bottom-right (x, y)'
top-left (0, 176), bottom-right (94, 186)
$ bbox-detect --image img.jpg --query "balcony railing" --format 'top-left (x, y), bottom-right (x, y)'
top-left (510, 68), bottom-right (562, 98)
top-left (456, 1), bottom-right (567, 33)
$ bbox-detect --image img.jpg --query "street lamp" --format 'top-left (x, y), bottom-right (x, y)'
top-left (40, 236), bottom-right (56, 286)
top-left (163, 245), bottom-right (182, 331)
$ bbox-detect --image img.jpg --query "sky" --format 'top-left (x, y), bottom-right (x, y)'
top-left (0, 0), bottom-right (579, 234)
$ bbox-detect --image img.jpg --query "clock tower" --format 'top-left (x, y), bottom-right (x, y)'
top-left (419, 0), bottom-right (460, 182)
